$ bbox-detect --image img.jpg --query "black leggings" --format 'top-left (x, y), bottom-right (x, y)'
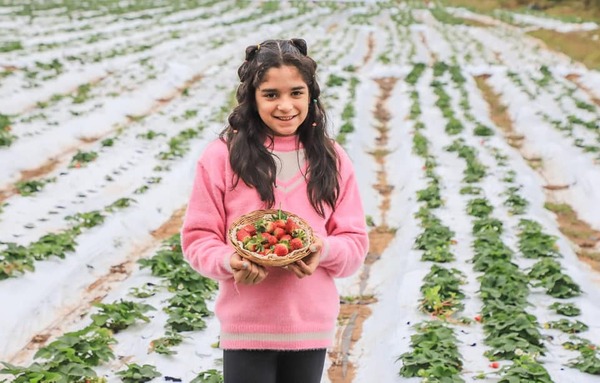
top-left (223, 349), bottom-right (327, 383)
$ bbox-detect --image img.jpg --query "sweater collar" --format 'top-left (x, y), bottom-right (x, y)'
top-left (265, 134), bottom-right (303, 152)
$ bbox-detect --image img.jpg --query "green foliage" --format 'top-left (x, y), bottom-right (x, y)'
top-left (398, 321), bottom-right (464, 382)
top-left (116, 363), bottom-right (161, 383)
top-left (91, 300), bottom-right (155, 332)
top-left (190, 369), bottom-right (224, 383)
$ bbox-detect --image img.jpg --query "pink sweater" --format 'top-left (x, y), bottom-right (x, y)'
top-left (181, 134), bottom-right (369, 350)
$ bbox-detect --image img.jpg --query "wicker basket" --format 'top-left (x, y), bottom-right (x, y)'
top-left (228, 209), bottom-right (314, 267)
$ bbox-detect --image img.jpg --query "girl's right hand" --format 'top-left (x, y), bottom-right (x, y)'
top-left (230, 252), bottom-right (268, 285)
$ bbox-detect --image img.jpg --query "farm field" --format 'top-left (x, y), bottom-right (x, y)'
top-left (1, 1), bottom-right (600, 382)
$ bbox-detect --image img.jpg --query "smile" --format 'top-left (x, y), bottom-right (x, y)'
top-left (275, 115), bottom-right (296, 121)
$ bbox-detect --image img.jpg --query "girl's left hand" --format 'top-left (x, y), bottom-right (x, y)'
top-left (286, 236), bottom-right (323, 279)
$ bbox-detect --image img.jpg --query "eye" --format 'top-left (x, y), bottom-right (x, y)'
top-left (292, 90), bottom-right (304, 97)
top-left (263, 92), bottom-right (277, 99)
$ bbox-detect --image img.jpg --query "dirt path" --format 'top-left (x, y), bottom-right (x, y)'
top-left (327, 78), bottom-right (397, 382)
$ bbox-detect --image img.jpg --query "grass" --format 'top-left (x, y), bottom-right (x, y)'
top-left (440, 0), bottom-right (600, 23)
top-left (527, 29), bottom-right (600, 70)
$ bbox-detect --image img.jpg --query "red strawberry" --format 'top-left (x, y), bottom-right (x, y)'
top-left (263, 221), bottom-right (276, 234)
top-left (273, 244), bottom-right (289, 257)
top-left (273, 227), bottom-right (286, 240)
top-left (290, 238), bottom-right (303, 250)
top-left (236, 229), bottom-right (251, 243)
top-left (489, 362), bottom-right (500, 369)
top-left (474, 314), bottom-right (482, 322)
top-left (243, 224), bottom-right (256, 235)
top-left (285, 217), bottom-right (298, 233)
top-left (274, 219), bottom-right (286, 229)
top-left (280, 234), bottom-right (292, 242)
top-left (261, 233), bottom-right (278, 246)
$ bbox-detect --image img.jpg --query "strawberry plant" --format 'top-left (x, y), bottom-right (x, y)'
top-left (0, 242), bottom-right (35, 279)
top-left (149, 331), bottom-right (183, 355)
top-left (0, 114), bottom-right (15, 147)
top-left (466, 198), bottom-right (493, 218)
top-left (496, 353), bottom-right (552, 383)
top-left (15, 178), bottom-right (55, 196)
top-left (190, 369), bottom-right (224, 383)
top-left (420, 266), bottom-right (465, 317)
top-left (65, 211), bottom-right (105, 229)
top-left (116, 363), bottom-right (161, 383)
top-left (502, 186), bottom-right (528, 215)
top-left (517, 220), bottom-right (560, 258)
top-left (545, 319), bottom-right (589, 334)
top-left (90, 300), bottom-right (155, 332)
top-left (69, 150), bottom-right (98, 168)
top-left (398, 320), bottom-right (464, 382)
top-left (548, 302), bottom-right (581, 317)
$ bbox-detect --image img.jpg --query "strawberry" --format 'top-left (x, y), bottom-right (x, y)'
top-left (243, 224), bottom-right (256, 235)
top-left (273, 227), bottom-right (286, 240)
top-left (290, 238), bottom-right (303, 250)
top-left (263, 221), bottom-right (276, 234)
top-left (489, 362), bottom-right (500, 369)
top-left (474, 314), bottom-right (482, 322)
top-left (274, 219), bottom-right (286, 229)
top-left (273, 243), bottom-right (289, 257)
top-left (244, 239), bottom-right (262, 252)
top-left (236, 229), bottom-right (251, 243)
top-left (261, 233), bottom-right (278, 246)
top-left (285, 217), bottom-right (298, 233)
top-left (280, 234), bottom-right (292, 242)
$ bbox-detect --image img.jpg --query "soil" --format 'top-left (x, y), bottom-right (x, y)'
top-left (327, 78), bottom-right (397, 382)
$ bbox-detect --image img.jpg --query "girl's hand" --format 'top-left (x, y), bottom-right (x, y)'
top-left (286, 236), bottom-right (323, 279)
top-left (230, 252), bottom-right (268, 285)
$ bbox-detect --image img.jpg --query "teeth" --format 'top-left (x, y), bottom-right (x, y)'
top-left (278, 116), bottom-right (294, 121)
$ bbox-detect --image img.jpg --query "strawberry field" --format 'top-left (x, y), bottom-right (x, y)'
top-left (1, 1), bottom-right (600, 382)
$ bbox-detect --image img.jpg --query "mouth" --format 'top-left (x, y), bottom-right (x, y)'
top-left (275, 115), bottom-right (296, 121)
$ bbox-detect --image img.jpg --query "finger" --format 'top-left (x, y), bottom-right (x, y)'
top-left (295, 260), bottom-right (312, 273)
top-left (287, 263), bottom-right (307, 278)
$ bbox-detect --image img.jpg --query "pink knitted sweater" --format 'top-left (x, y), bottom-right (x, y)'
top-left (181, 134), bottom-right (369, 350)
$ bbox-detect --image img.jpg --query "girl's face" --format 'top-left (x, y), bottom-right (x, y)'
top-left (255, 65), bottom-right (309, 137)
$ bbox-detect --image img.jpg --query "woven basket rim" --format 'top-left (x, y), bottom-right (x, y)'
top-left (228, 209), bottom-right (314, 267)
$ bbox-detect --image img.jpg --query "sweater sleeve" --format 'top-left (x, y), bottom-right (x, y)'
top-left (181, 142), bottom-right (234, 281)
top-left (318, 144), bottom-right (369, 278)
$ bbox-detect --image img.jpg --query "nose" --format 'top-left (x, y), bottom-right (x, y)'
top-left (277, 99), bottom-right (293, 113)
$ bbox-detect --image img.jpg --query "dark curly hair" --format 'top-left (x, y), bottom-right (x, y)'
top-left (219, 38), bottom-right (339, 217)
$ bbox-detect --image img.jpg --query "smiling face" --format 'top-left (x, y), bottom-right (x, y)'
top-left (255, 65), bottom-right (310, 137)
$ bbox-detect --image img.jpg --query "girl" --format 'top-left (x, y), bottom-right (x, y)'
top-left (181, 38), bottom-right (369, 383)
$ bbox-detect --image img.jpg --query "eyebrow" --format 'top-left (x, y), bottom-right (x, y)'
top-left (259, 85), bottom-right (307, 93)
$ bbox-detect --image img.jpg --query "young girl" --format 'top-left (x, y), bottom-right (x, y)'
top-left (181, 38), bottom-right (369, 383)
